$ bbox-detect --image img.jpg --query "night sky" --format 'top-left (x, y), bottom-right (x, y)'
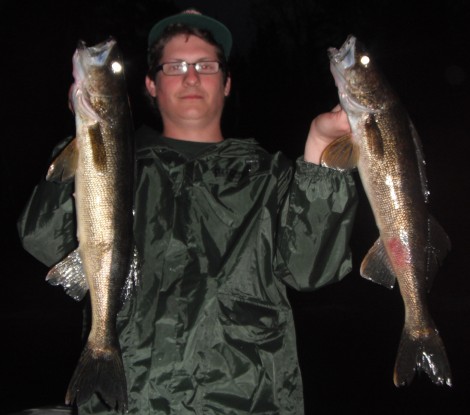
top-left (2, 0), bottom-right (469, 414)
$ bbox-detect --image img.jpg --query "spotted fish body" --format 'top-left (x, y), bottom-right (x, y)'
top-left (46, 38), bottom-right (134, 411)
top-left (322, 35), bottom-right (452, 387)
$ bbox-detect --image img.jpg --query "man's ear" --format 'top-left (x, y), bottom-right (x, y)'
top-left (145, 76), bottom-right (157, 97)
top-left (224, 75), bottom-right (231, 97)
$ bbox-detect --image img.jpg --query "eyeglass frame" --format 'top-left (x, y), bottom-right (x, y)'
top-left (155, 60), bottom-right (224, 76)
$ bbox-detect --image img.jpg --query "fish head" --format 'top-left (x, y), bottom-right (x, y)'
top-left (328, 35), bottom-right (395, 115)
top-left (72, 38), bottom-right (126, 99)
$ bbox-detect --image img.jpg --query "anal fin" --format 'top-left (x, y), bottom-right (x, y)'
top-left (360, 238), bottom-right (396, 289)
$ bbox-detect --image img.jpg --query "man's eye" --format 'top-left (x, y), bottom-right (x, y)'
top-left (196, 62), bottom-right (218, 73)
top-left (169, 63), bottom-right (184, 71)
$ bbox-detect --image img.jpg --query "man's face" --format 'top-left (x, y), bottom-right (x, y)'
top-left (146, 34), bottom-right (231, 130)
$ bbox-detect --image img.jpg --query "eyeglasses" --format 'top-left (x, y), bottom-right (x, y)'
top-left (156, 61), bottom-right (222, 76)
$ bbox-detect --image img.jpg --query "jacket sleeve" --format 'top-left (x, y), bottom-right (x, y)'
top-left (17, 140), bottom-right (77, 268)
top-left (275, 157), bottom-right (358, 291)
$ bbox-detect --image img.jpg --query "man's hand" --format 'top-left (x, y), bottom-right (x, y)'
top-left (304, 104), bottom-right (351, 164)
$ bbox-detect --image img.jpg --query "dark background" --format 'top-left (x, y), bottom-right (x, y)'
top-left (1, 0), bottom-right (469, 414)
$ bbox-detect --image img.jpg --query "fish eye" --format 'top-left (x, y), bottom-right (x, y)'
top-left (360, 55), bottom-right (370, 67)
top-left (111, 61), bottom-right (122, 73)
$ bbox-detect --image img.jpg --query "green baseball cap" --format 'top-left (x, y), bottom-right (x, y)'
top-left (148, 9), bottom-right (232, 58)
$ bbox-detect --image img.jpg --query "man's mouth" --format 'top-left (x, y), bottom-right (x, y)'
top-left (180, 94), bottom-right (203, 99)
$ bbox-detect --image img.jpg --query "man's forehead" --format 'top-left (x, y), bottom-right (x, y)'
top-left (161, 34), bottom-right (219, 59)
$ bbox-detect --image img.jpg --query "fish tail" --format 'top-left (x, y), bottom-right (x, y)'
top-left (65, 342), bottom-right (128, 413)
top-left (393, 328), bottom-right (452, 387)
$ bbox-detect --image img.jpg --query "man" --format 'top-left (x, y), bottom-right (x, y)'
top-left (18, 9), bottom-right (357, 415)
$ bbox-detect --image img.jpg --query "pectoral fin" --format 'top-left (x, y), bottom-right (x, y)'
top-left (320, 133), bottom-right (359, 171)
top-left (46, 137), bottom-right (79, 183)
top-left (360, 238), bottom-right (396, 289)
top-left (89, 123), bottom-right (107, 171)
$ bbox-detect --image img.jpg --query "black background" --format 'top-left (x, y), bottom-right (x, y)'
top-left (1, 0), bottom-right (469, 414)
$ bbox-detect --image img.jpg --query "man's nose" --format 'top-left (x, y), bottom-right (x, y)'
top-left (183, 65), bottom-right (200, 85)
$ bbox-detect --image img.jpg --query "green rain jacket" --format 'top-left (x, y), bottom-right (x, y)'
top-left (18, 125), bottom-right (358, 415)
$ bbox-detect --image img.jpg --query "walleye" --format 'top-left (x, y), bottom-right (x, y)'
top-left (322, 35), bottom-right (452, 387)
top-left (46, 38), bottom-right (134, 411)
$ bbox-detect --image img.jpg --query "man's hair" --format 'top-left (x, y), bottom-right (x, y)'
top-left (147, 23), bottom-right (229, 84)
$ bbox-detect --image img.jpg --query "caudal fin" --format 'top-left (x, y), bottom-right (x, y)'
top-left (393, 327), bottom-right (452, 387)
top-left (65, 342), bottom-right (128, 412)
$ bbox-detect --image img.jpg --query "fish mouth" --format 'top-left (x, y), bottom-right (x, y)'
top-left (71, 38), bottom-right (122, 120)
top-left (328, 35), bottom-right (373, 113)
top-left (328, 34), bottom-right (357, 69)
top-left (76, 38), bottom-right (117, 68)
top-left (72, 37), bottom-right (123, 102)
